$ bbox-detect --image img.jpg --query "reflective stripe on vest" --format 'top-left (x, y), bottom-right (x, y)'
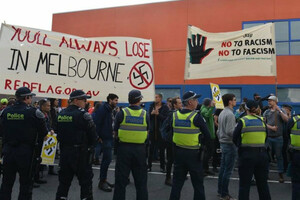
top-left (240, 115), bottom-right (266, 147)
top-left (291, 115), bottom-right (300, 150)
top-left (172, 110), bottom-right (201, 149)
top-left (118, 107), bottom-right (147, 144)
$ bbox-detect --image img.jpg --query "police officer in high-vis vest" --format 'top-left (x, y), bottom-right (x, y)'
top-left (287, 113), bottom-right (300, 200)
top-left (0, 87), bottom-right (48, 200)
top-left (169, 91), bottom-right (211, 200)
top-left (56, 90), bottom-right (97, 200)
top-left (113, 90), bottom-right (149, 200)
top-left (233, 100), bottom-right (271, 200)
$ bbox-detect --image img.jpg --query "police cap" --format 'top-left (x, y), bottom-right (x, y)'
top-left (245, 100), bottom-right (258, 110)
top-left (15, 87), bottom-right (36, 97)
top-left (128, 90), bottom-right (143, 102)
top-left (69, 90), bottom-right (91, 100)
top-left (182, 91), bottom-right (201, 102)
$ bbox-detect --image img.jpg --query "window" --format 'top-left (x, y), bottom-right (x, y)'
top-left (155, 88), bottom-right (181, 101)
top-left (243, 19), bottom-right (300, 55)
top-left (220, 88), bottom-right (241, 102)
top-left (278, 88), bottom-right (300, 102)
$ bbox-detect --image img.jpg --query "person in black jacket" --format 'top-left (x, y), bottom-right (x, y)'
top-left (0, 87), bottom-right (48, 200)
top-left (55, 90), bottom-right (97, 200)
top-left (93, 93), bottom-right (119, 192)
top-left (148, 93), bottom-right (169, 172)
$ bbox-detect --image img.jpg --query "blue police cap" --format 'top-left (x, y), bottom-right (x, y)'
top-left (15, 87), bottom-right (36, 97)
top-left (69, 90), bottom-right (91, 100)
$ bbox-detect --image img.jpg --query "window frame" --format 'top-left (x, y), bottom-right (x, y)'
top-left (243, 19), bottom-right (300, 56)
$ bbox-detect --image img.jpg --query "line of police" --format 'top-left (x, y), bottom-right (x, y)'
top-left (0, 87), bottom-right (299, 200)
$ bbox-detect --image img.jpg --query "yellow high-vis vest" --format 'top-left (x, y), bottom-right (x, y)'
top-left (291, 115), bottom-right (300, 150)
top-left (240, 115), bottom-right (266, 147)
top-left (118, 107), bottom-right (147, 144)
top-left (172, 110), bottom-right (201, 149)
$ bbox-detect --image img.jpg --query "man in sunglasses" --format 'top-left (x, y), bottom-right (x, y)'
top-left (56, 90), bottom-right (97, 200)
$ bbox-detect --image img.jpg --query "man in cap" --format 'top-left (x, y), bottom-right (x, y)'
top-left (263, 95), bottom-right (288, 183)
top-left (169, 91), bottom-right (210, 200)
top-left (0, 87), bottom-right (48, 200)
top-left (113, 90), bottom-right (149, 200)
top-left (56, 90), bottom-right (97, 200)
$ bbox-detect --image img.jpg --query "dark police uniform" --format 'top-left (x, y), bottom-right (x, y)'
top-left (113, 90), bottom-right (149, 200)
top-left (0, 87), bottom-right (48, 200)
top-left (169, 91), bottom-right (211, 200)
top-left (233, 100), bottom-right (271, 200)
top-left (287, 115), bottom-right (300, 200)
top-left (56, 90), bottom-right (97, 200)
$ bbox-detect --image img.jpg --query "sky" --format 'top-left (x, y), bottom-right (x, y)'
top-left (0, 0), bottom-right (175, 31)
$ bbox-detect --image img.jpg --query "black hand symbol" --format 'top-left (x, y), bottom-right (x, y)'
top-left (188, 34), bottom-right (214, 64)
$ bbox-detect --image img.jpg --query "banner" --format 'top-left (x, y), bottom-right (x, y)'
top-left (210, 83), bottom-right (224, 109)
top-left (0, 24), bottom-right (155, 102)
top-left (185, 23), bottom-right (276, 80)
top-left (41, 134), bottom-right (58, 165)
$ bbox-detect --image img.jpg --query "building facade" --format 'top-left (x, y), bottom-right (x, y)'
top-left (52, 0), bottom-right (300, 112)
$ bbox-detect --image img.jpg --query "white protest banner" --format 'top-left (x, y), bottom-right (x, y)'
top-left (41, 134), bottom-right (58, 165)
top-left (210, 83), bottom-right (224, 109)
top-left (0, 24), bottom-right (155, 102)
top-left (185, 23), bottom-right (276, 80)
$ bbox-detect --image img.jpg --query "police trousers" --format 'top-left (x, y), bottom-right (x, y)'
top-left (56, 146), bottom-right (93, 200)
top-left (291, 150), bottom-right (300, 200)
top-left (169, 146), bottom-right (205, 200)
top-left (113, 142), bottom-right (148, 200)
top-left (238, 147), bottom-right (271, 200)
top-left (0, 145), bottom-right (34, 200)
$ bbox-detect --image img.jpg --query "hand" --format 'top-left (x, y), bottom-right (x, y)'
top-left (271, 126), bottom-right (278, 132)
top-left (188, 34), bottom-right (214, 64)
top-left (50, 130), bottom-right (54, 135)
top-left (211, 100), bottom-right (216, 107)
top-left (98, 138), bottom-right (103, 143)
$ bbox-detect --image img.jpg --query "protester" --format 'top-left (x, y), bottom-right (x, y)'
top-left (200, 98), bottom-right (216, 176)
top-left (93, 93), bottom-right (119, 192)
top-left (148, 93), bottom-right (169, 172)
top-left (263, 95), bottom-right (289, 183)
top-left (217, 93), bottom-right (237, 200)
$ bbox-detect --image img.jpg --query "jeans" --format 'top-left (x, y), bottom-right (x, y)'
top-left (95, 140), bottom-right (113, 181)
top-left (238, 148), bottom-right (271, 200)
top-left (218, 143), bottom-right (237, 197)
top-left (267, 136), bottom-right (284, 173)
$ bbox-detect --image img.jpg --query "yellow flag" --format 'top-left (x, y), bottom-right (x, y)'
top-left (210, 83), bottom-right (224, 109)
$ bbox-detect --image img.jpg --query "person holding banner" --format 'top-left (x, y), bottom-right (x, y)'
top-left (55, 90), bottom-right (97, 200)
top-left (113, 90), bottom-right (149, 200)
top-left (233, 100), bottom-right (271, 200)
top-left (169, 91), bottom-right (210, 200)
top-left (0, 87), bottom-right (48, 200)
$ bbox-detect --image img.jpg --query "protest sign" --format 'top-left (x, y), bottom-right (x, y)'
top-left (185, 23), bottom-right (276, 80)
top-left (0, 24), bottom-right (155, 102)
top-left (41, 134), bottom-right (58, 165)
top-left (210, 83), bottom-right (224, 109)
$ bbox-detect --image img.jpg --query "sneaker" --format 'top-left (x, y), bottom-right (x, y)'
top-left (106, 180), bottom-right (115, 188)
top-left (279, 173), bottom-right (284, 183)
top-left (220, 195), bottom-right (236, 200)
top-left (98, 181), bottom-right (112, 192)
top-left (165, 177), bottom-right (172, 186)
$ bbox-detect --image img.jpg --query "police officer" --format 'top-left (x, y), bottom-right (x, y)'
top-left (113, 90), bottom-right (149, 200)
top-left (169, 91), bottom-right (211, 200)
top-left (56, 90), bottom-right (97, 200)
top-left (233, 100), bottom-right (271, 200)
top-left (287, 113), bottom-right (300, 200)
top-left (0, 87), bottom-right (48, 200)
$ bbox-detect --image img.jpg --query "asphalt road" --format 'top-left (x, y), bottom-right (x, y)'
top-left (4, 159), bottom-right (292, 200)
